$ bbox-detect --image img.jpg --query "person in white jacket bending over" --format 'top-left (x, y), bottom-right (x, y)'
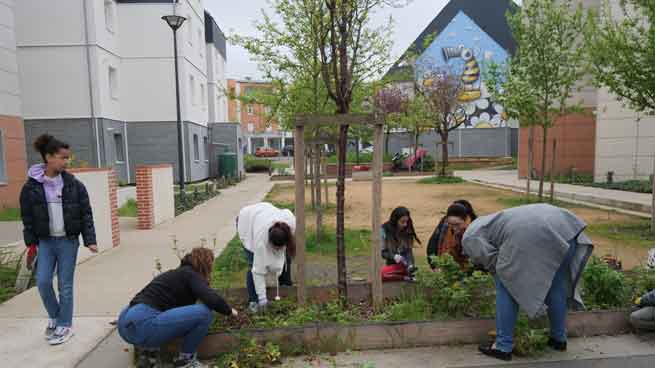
top-left (237, 202), bottom-right (296, 313)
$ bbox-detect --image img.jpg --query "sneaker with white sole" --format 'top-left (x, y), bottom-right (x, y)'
top-left (48, 326), bottom-right (74, 345)
top-left (44, 319), bottom-right (57, 340)
top-left (173, 355), bottom-right (207, 368)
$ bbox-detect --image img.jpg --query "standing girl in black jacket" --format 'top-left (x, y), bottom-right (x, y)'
top-left (118, 247), bottom-right (237, 368)
top-left (20, 134), bottom-right (97, 346)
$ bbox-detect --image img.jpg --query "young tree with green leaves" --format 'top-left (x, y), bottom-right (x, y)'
top-left (485, 0), bottom-right (587, 200)
top-left (585, 0), bottom-right (655, 229)
top-left (232, 0), bottom-right (397, 300)
top-left (373, 85), bottom-right (406, 154)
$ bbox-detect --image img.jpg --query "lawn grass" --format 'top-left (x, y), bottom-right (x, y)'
top-left (0, 207), bottom-right (21, 222)
top-left (211, 227), bottom-right (371, 290)
top-left (118, 199), bottom-right (137, 217)
top-left (417, 176), bottom-right (465, 185)
top-left (271, 162), bottom-right (290, 170)
top-left (586, 220), bottom-right (655, 250)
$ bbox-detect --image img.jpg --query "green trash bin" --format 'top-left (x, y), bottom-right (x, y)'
top-left (218, 152), bottom-right (238, 178)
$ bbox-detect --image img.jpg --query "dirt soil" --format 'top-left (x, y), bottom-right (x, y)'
top-left (268, 180), bottom-right (650, 270)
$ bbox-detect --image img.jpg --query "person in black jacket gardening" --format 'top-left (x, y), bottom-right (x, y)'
top-left (118, 247), bottom-right (237, 368)
top-left (20, 134), bottom-right (97, 346)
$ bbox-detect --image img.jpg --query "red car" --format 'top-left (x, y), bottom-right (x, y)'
top-left (255, 147), bottom-right (279, 157)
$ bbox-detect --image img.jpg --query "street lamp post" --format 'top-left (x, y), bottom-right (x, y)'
top-left (162, 15), bottom-right (187, 191)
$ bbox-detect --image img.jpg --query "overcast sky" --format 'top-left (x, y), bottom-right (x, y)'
top-left (205, 0), bottom-right (454, 80)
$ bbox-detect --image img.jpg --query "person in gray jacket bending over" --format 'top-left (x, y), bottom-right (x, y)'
top-left (630, 248), bottom-right (655, 331)
top-left (462, 203), bottom-right (593, 362)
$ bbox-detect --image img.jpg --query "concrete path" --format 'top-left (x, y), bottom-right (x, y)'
top-left (0, 221), bottom-right (22, 246)
top-left (458, 170), bottom-right (652, 216)
top-left (0, 174), bottom-right (272, 368)
top-left (283, 334), bottom-right (655, 368)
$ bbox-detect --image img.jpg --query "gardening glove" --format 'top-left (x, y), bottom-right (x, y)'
top-left (26, 245), bottom-right (37, 271)
top-left (634, 296), bottom-right (642, 306)
top-left (393, 254), bottom-right (406, 265)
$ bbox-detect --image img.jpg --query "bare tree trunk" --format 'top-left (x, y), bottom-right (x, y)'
top-left (538, 126), bottom-right (549, 200)
top-left (323, 156), bottom-right (329, 205)
top-left (309, 146), bottom-right (316, 209)
top-left (527, 125), bottom-right (534, 199)
top-left (315, 146), bottom-right (323, 243)
top-left (384, 127), bottom-right (391, 155)
top-left (440, 131), bottom-right (449, 177)
top-left (336, 125), bottom-right (349, 301)
top-left (550, 139), bottom-right (557, 203)
top-left (355, 137), bottom-right (360, 164)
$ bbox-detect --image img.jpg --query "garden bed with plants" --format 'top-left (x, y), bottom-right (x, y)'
top-left (198, 253), bottom-right (655, 361)
top-left (175, 177), bottom-right (242, 216)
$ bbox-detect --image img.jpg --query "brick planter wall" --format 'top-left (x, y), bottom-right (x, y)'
top-left (136, 164), bottom-right (175, 230)
top-left (192, 310), bottom-right (630, 359)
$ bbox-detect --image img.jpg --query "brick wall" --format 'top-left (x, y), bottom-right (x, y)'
top-left (0, 115), bottom-right (28, 208)
top-left (136, 164), bottom-right (174, 230)
top-left (136, 166), bottom-right (154, 230)
top-left (68, 167), bottom-right (120, 249)
top-left (518, 113), bottom-right (596, 178)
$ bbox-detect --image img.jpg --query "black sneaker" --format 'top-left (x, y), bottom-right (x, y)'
top-left (479, 343), bottom-right (512, 361)
top-left (548, 337), bottom-right (567, 351)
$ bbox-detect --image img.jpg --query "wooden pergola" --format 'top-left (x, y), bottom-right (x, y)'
top-left (293, 113), bottom-right (385, 308)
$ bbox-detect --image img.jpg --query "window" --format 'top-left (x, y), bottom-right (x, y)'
top-left (247, 105), bottom-right (253, 115)
top-left (189, 75), bottom-right (196, 106)
top-left (113, 133), bottom-right (125, 163)
top-left (108, 66), bottom-right (118, 100)
top-left (193, 134), bottom-right (200, 162)
top-left (200, 84), bottom-right (206, 107)
top-left (247, 123), bottom-right (254, 133)
top-left (104, 0), bottom-right (115, 33)
top-left (203, 136), bottom-right (209, 162)
top-left (0, 129), bottom-right (6, 183)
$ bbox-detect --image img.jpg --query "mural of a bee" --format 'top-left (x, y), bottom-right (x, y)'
top-left (442, 45), bottom-right (481, 102)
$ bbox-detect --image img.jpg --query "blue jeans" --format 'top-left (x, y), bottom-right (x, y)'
top-left (244, 248), bottom-right (292, 304)
top-left (494, 238), bottom-right (578, 352)
top-left (117, 303), bottom-right (214, 354)
top-left (36, 237), bottom-right (80, 327)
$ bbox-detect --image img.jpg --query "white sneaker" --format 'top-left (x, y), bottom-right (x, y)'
top-left (48, 326), bottom-right (74, 345)
top-left (44, 320), bottom-right (56, 341)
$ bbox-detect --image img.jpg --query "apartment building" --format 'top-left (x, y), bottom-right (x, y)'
top-left (227, 79), bottom-right (292, 155)
top-left (15, 0), bottom-right (228, 183)
top-left (0, 0), bottom-right (28, 207)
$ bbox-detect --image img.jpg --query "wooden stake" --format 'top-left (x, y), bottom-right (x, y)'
top-left (651, 154), bottom-right (655, 232)
top-left (323, 157), bottom-right (329, 204)
top-left (294, 126), bottom-right (306, 305)
top-left (550, 139), bottom-right (557, 203)
top-left (371, 123), bottom-right (384, 310)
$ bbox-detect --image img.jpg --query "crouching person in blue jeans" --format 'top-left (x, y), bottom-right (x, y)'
top-left (462, 204), bottom-right (594, 362)
top-left (118, 248), bottom-right (237, 368)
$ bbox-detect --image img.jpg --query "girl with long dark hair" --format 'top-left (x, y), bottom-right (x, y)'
top-left (380, 206), bottom-right (421, 281)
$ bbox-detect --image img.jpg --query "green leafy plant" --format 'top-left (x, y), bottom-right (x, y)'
top-left (582, 256), bottom-right (630, 310)
top-left (0, 207), bottom-right (20, 222)
top-left (513, 315), bottom-right (549, 357)
top-left (215, 338), bottom-right (282, 368)
top-left (245, 154), bottom-right (272, 173)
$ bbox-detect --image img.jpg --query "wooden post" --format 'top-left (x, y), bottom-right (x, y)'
top-left (550, 139), bottom-right (557, 203)
top-left (315, 144), bottom-right (323, 243)
top-left (294, 125), bottom-right (306, 305)
top-left (371, 123), bottom-right (384, 310)
top-left (651, 154), bottom-right (655, 232)
top-left (323, 156), bottom-right (329, 204)
top-left (309, 145), bottom-right (316, 209)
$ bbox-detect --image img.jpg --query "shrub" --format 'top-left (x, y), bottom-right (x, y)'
top-left (215, 339), bottom-right (282, 368)
top-left (581, 256), bottom-right (630, 309)
top-left (245, 154), bottom-right (272, 173)
top-left (417, 176), bottom-right (465, 185)
top-left (419, 154), bottom-right (435, 172)
top-left (118, 199), bottom-right (137, 217)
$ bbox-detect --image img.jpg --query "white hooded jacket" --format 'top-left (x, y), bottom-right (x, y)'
top-left (237, 202), bottom-right (295, 303)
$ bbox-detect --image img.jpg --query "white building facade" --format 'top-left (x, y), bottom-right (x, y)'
top-left (15, 0), bottom-right (229, 183)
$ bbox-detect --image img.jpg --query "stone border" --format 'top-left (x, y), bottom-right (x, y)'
top-left (195, 310), bottom-right (631, 359)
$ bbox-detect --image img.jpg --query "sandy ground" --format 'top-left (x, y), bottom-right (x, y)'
top-left (268, 179), bottom-right (650, 270)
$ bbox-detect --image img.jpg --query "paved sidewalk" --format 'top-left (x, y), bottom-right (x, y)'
top-left (458, 170), bottom-right (652, 216)
top-left (0, 174), bottom-right (272, 368)
top-left (284, 334), bottom-right (655, 368)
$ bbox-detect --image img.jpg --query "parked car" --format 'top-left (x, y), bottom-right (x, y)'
top-left (255, 147), bottom-right (279, 157)
top-left (282, 145), bottom-right (294, 157)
